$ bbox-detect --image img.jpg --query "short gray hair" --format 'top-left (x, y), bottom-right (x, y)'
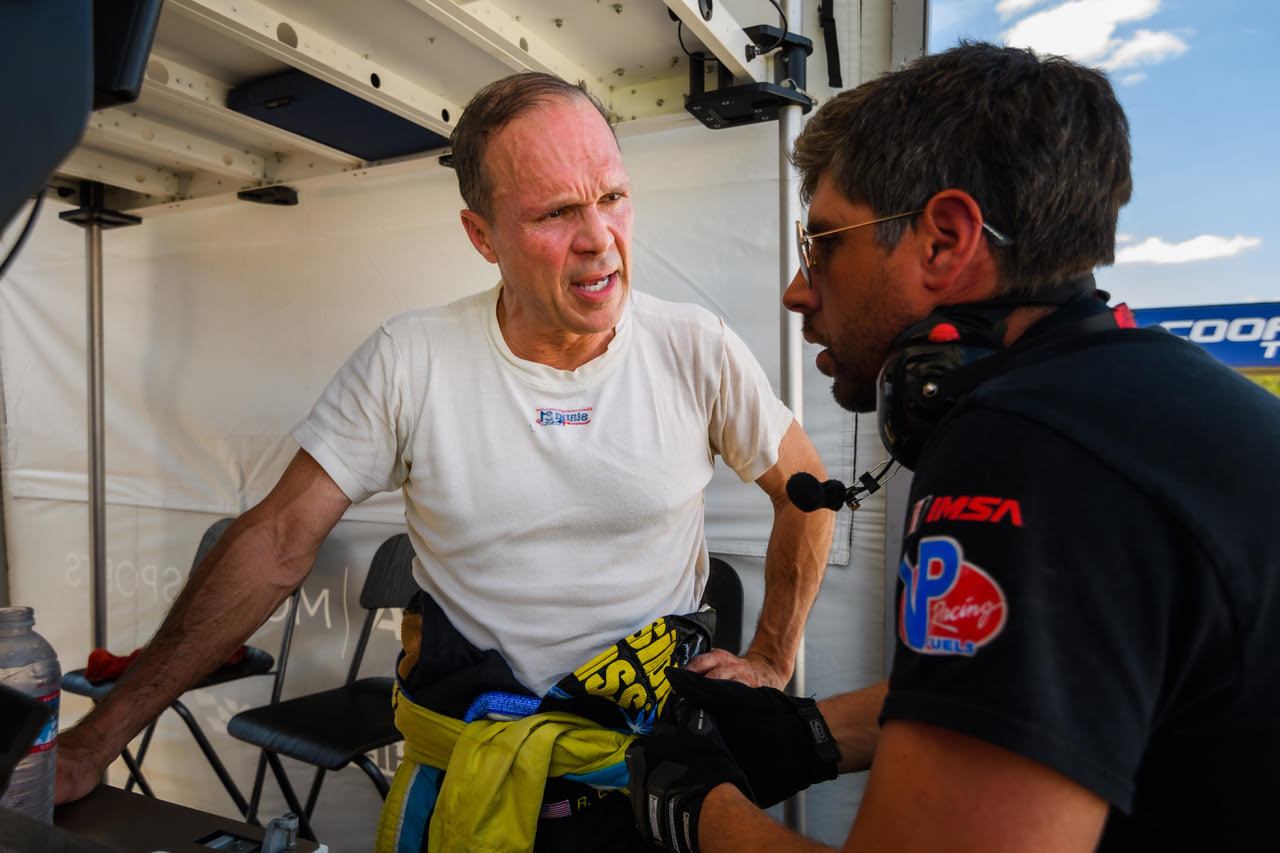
top-left (450, 72), bottom-right (615, 218)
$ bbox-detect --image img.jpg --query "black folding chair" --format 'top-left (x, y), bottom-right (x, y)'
top-left (704, 556), bottom-right (744, 655)
top-left (227, 532), bottom-right (418, 841)
top-left (60, 518), bottom-right (279, 818)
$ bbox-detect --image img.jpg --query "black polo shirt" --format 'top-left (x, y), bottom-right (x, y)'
top-left (881, 307), bottom-right (1280, 849)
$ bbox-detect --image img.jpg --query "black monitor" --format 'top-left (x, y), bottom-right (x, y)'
top-left (93, 0), bottom-right (164, 110)
top-left (0, 0), bottom-right (162, 232)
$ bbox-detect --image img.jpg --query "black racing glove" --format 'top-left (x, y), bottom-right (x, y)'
top-left (665, 667), bottom-right (841, 808)
top-left (626, 704), bottom-right (752, 853)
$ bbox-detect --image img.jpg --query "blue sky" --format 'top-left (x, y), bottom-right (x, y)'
top-left (928, 0), bottom-right (1279, 308)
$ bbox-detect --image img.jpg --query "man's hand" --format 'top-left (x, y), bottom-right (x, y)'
top-left (666, 667), bottom-right (841, 807)
top-left (684, 649), bottom-right (786, 689)
top-left (626, 705), bottom-right (752, 853)
top-left (54, 724), bottom-right (110, 804)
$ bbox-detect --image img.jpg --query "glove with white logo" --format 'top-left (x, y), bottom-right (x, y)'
top-left (665, 667), bottom-right (842, 808)
top-left (625, 704), bottom-right (752, 853)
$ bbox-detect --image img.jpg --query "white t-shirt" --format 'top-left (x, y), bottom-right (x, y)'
top-left (294, 284), bottom-right (792, 694)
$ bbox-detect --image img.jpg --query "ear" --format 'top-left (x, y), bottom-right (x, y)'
top-left (913, 190), bottom-right (993, 296)
top-left (459, 209), bottom-right (500, 264)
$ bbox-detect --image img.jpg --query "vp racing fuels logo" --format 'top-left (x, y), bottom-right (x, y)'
top-left (899, 536), bottom-right (1007, 656)
top-left (535, 407), bottom-right (592, 426)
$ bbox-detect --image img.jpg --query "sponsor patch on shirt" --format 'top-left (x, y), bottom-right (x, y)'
top-left (907, 494), bottom-right (1023, 534)
top-left (899, 535), bottom-right (1006, 656)
top-left (535, 407), bottom-right (592, 426)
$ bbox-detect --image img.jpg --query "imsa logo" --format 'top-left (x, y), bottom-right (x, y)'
top-left (908, 495), bottom-right (1023, 534)
top-left (535, 407), bottom-right (592, 426)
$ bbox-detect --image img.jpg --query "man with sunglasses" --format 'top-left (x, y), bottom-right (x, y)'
top-left (628, 42), bottom-right (1280, 852)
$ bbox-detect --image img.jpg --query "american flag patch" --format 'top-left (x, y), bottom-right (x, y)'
top-left (539, 799), bottom-right (573, 819)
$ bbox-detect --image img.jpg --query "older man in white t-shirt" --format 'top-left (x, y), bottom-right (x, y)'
top-left (55, 72), bottom-right (834, 849)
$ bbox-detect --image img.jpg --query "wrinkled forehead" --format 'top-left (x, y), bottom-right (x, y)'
top-left (485, 99), bottom-right (628, 215)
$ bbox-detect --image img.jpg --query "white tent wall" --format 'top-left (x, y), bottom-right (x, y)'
top-left (0, 0), bottom-right (919, 846)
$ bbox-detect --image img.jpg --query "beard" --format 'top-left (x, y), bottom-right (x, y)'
top-left (816, 262), bottom-right (919, 414)
top-left (828, 351), bottom-right (881, 413)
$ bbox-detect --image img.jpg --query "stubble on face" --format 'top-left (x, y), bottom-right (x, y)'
top-left (792, 174), bottom-right (915, 415)
top-left (816, 255), bottom-right (916, 414)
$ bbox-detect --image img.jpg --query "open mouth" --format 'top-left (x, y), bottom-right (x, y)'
top-left (572, 271), bottom-right (617, 298)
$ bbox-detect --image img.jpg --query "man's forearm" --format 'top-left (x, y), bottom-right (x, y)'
top-left (744, 421), bottom-right (834, 684)
top-left (820, 680), bottom-right (888, 774)
top-left (697, 783), bottom-right (835, 853)
top-left (55, 451), bottom-right (352, 804)
top-left (69, 508), bottom-right (313, 764)
top-left (747, 498), bottom-right (833, 684)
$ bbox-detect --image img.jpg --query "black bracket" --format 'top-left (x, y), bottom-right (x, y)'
top-left (818, 3), bottom-right (844, 89)
top-left (238, 185), bottom-right (299, 206)
top-left (684, 26), bottom-right (814, 130)
top-left (58, 181), bottom-right (142, 229)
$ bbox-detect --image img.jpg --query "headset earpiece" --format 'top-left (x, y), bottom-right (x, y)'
top-left (877, 321), bottom-right (999, 470)
top-left (875, 275), bottom-right (1124, 470)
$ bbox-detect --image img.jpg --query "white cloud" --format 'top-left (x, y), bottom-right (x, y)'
top-left (1000, 0), bottom-right (1160, 63)
top-left (1114, 235), bottom-right (1262, 265)
top-left (1119, 71), bottom-right (1149, 85)
top-left (1116, 233), bottom-right (1136, 243)
top-left (930, 0), bottom-right (995, 46)
top-left (995, 0), bottom-right (1052, 19)
top-left (1099, 29), bottom-right (1188, 69)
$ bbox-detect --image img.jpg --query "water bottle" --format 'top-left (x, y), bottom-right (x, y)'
top-left (0, 606), bottom-right (61, 824)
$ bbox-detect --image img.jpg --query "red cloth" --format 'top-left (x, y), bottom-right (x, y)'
top-left (84, 645), bottom-right (247, 683)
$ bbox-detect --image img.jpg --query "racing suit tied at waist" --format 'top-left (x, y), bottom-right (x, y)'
top-left (378, 601), bottom-right (716, 852)
top-left (376, 683), bottom-right (634, 853)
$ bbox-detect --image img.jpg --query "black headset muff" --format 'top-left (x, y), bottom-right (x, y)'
top-left (876, 275), bottom-right (1105, 470)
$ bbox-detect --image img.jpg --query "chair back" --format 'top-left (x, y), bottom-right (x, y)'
top-left (345, 533), bottom-right (418, 684)
top-left (705, 557), bottom-right (744, 656)
top-left (359, 533), bottom-right (419, 610)
top-left (193, 517), bottom-right (236, 568)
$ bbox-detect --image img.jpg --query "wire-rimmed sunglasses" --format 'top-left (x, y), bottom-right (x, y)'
top-left (795, 212), bottom-right (1015, 284)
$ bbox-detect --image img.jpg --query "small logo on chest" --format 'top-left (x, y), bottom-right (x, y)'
top-left (535, 407), bottom-right (593, 426)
